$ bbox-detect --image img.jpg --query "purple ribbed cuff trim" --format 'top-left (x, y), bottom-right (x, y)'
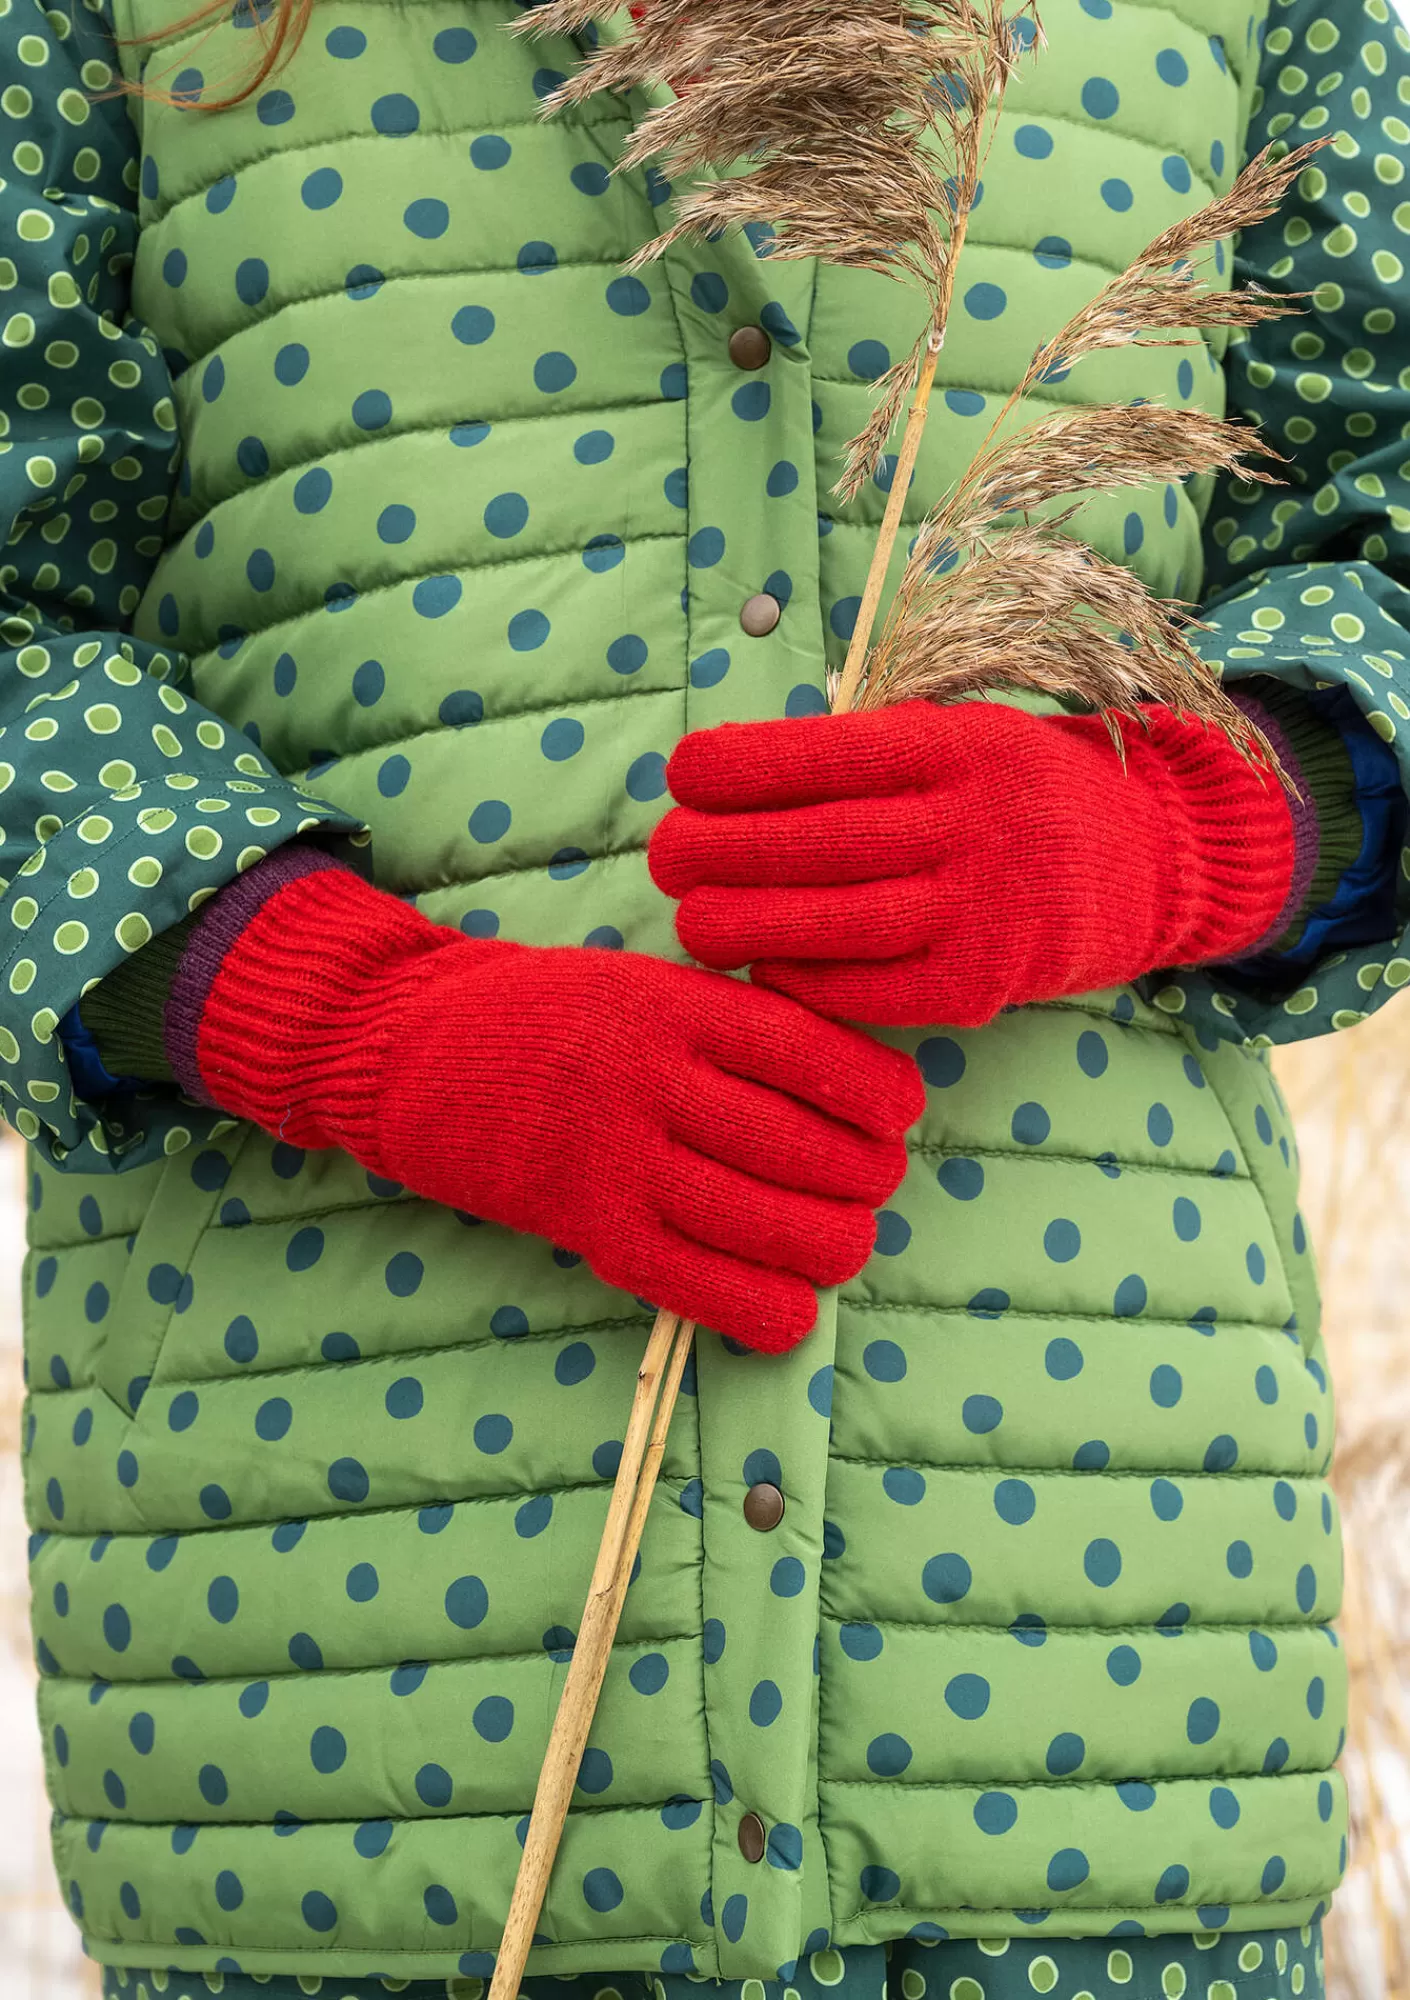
top-left (165, 846), bottom-right (348, 1104)
top-left (1230, 691), bottom-right (1317, 954)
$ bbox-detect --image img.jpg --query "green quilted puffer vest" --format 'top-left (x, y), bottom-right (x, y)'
top-left (25, 0), bottom-right (1347, 1981)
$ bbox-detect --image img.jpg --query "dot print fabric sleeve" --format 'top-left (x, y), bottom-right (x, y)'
top-left (1162, 0), bottom-right (1410, 1045)
top-left (0, 0), bottom-right (360, 1173)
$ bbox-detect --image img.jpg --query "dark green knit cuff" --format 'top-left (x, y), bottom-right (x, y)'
top-left (77, 915), bottom-right (197, 1085)
top-left (1241, 677), bottom-right (1364, 955)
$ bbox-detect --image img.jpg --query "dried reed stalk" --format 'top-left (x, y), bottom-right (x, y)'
top-left (524, 0), bottom-right (1021, 292)
top-left (844, 137), bottom-right (1327, 722)
top-left (488, 1312), bottom-right (693, 2000)
top-left (493, 9), bottom-right (1328, 1989)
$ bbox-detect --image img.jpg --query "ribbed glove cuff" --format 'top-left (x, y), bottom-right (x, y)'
top-left (187, 865), bottom-right (460, 1169)
top-left (166, 846), bottom-right (349, 1102)
top-left (1106, 707), bottom-right (1297, 967)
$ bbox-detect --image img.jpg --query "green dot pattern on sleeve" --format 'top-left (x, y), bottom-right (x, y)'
top-left (1203, 0), bottom-right (1410, 587)
top-left (93, 1916), bottom-right (1329, 2000)
top-left (0, 0), bottom-right (362, 1172)
top-left (1169, 0), bottom-right (1410, 1050)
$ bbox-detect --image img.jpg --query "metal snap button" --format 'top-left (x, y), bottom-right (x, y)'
top-left (738, 1811), bottom-right (767, 1863)
top-left (744, 1482), bottom-right (785, 1531)
top-left (728, 325), bottom-right (771, 371)
top-left (740, 593), bottom-right (782, 637)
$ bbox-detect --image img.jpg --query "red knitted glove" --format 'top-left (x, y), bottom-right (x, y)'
top-left (188, 868), bottom-right (923, 1351)
top-left (648, 700), bottom-right (1296, 1028)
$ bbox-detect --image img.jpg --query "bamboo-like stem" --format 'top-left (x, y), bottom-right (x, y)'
top-left (487, 1312), bottom-right (695, 2000)
top-left (830, 32), bottom-right (1018, 713)
top-left (613, 1316), bottom-right (697, 1617)
top-left (832, 324), bottom-right (944, 715)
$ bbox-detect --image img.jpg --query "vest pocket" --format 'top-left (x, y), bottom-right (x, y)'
top-left (92, 1126), bottom-right (254, 1417)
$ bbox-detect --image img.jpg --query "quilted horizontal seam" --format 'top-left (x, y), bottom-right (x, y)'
top-left (819, 239), bottom-right (1137, 310)
top-left (177, 390), bottom-right (688, 538)
top-left (27, 1223), bottom-right (142, 1253)
top-left (819, 1614), bottom-right (1335, 1635)
top-left (188, 531), bottom-right (686, 673)
top-left (171, 250), bottom-right (661, 385)
top-left (990, 101), bottom-right (1220, 201)
top-left (904, 1141), bottom-right (1252, 1183)
top-left (41, 1633), bottom-right (697, 1691)
top-left (64, 1801), bottom-right (706, 1831)
top-left (1025, 997), bottom-right (1186, 1037)
top-left (826, 1455), bottom-right (1323, 1482)
top-left (32, 1470), bottom-right (685, 1540)
top-left (78, 1930), bottom-right (707, 1959)
top-left (35, 1130), bottom-right (1247, 1250)
top-left (279, 678), bottom-right (683, 783)
top-left (814, 384), bottom-right (1075, 470)
top-left (24, 1134), bottom-right (652, 1256)
top-left (1123, 0), bottom-right (1255, 88)
top-left (821, 1772), bottom-right (1328, 1793)
top-left (147, 116), bottom-right (636, 230)
top-left (136, 1316), bottom-right (649, 1389)
top-left (813, 281), bottom-right (1218, 409)
top-left (402, 838), bottom-right (650, 900)
top-left (40, 1191), bottom-right (421, 1250)
top-left (24, 1311), bottom-right (656, 1395)
top-left (839, 1302), bottom-right (1293, 1336)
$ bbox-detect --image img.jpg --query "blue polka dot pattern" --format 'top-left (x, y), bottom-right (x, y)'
top-left (4, 0), bottom-right (1366, 1972)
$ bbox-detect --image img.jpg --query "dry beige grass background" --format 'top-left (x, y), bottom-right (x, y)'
top-left (1278, 1017), bottom-right (1410, 1997)
top-left (1, 1021), bottom-right (1407, 1995)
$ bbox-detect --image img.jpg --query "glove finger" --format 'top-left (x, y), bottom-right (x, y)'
top-left (670, 1063), bottom-right (910, 1207)
top-left (600, 1229), bottom-right (819, 1353)
top-left (753, 954), bottom-right (1005, 1029)
top-left (667, 703), bottom-right (947, 812)
top-left (661, 1144), bottom-right (878, 1287)
top-left (649, 791), bottom-right (947, 897)
top-left (678, 874), bottom-right (940, 971)
top-left (698, 976), bottom-right (926, 1138)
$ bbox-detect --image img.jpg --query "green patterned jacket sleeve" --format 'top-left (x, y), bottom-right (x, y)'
top-left (1160, 0), bottom-right (1410, 1046)
top-left (0, 0), bottom-right (361, 1172)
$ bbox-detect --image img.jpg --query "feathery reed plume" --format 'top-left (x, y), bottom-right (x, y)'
top-left (854, 525), bottom-right (1260, 750)
top-left (853, 402), bottom-right (1285, 756)
top-left (840, 139), bottom-right (1320, 511)
top-left (958, 403), bottom-right (1283, 523)
top-left (840, 139), bottom-right (1329, 729)
top-left (518, 1), bottom-right (1028, 486)
top-left (524, 1), bottom-right (1320, 739)
top-left (1019, 144), bottom-right (1324, 399)
top-left (521, 0), bottom-right (1017, 286)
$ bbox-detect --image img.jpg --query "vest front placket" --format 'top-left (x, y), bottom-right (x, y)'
top-left (653, 212), bottom-right (843, 1986)
top-left (586, 19), bottom-right (844, 1965)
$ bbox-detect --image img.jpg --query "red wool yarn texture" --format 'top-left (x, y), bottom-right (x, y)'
top-left (649, 699), bottom-right (1297, 1027)
top-left (192, 867), bottom-right (924, 1351)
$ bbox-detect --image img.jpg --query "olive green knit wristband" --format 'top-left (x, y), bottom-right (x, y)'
top-left (77, 914), bottom-right (196, 1085)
